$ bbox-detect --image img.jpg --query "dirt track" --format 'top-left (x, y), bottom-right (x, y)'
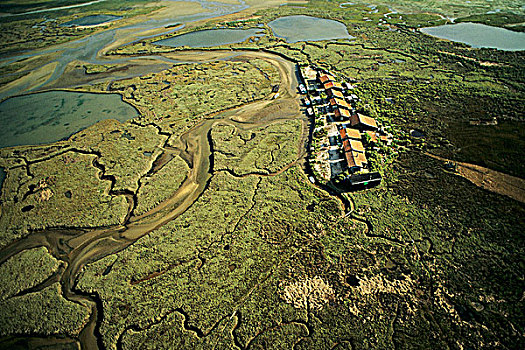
top-left (426, 153), bottom-right (525, 203)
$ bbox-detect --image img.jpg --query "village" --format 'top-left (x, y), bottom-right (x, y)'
top-left (299, 66), bottom-right (392, 189)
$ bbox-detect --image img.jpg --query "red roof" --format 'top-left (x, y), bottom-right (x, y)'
top-left (319, 74), bottom-right (335, 84)
top-left (342, 139), bottom-right (352, 153)
top-left (339, 128), bottom-right (348, 141)
top-left (324, 81), bottom-right (343, 90)
top-left (327, 89), bottom-right (344, 99)
top-left (329, 97), bottom-right (351, 110)
top-left (345, 151), bottom-right (356, 168)
top-left (345, 151), bottom-right (367, 169)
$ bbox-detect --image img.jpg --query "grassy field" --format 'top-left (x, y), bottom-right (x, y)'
top-left (134, 154), bottom-right (189, 216)
top-left (0, 283), bottom-right (90, 337)
top-left (0, 0), bottom-right (156, 55)
top-left (0, 147), bottom-right (129, 247)
top-left (0, 57), bottom-right (280, 248)
top-left (211, 120), bottom-right (302, 175)
top-left (0, 0), bottom-right (523, 348)
top-left (77, 165), bottom-right (352, 349)
top-left (0, 246), bottom-right (61, 301)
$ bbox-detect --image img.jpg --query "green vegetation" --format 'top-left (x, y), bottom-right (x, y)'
top-left (211, 120), bottom-right (302, 175)
top-left (0, 246), bottom-right (61, 301)
top-left (0, 0), bottom-right (156, 56)
top-left (0, 58), bottom-right (280, 248)
top-left (78, 165), bottom-right (350, 350)
top-left (134, 154), bottom-right (189, 216)
top-left (348, 151), bottom-right (524, 348)
top-left (0, 0), bottom-right (523, 348)
top-left (350, 0), bottom-right (525, 17)
top-left (455, 12), bottom-right (525, 31)
top-left (107, 60), bottom-right (279, 137)
top-left (0, 147), bottom-right (129, 247)
top-left (69, 119), bottom-right (167, 192)
top-left (0, 283), bottom-right (90, 337)
top-left (0, 18), bottom-right (97, 55)
top-left (84, 63), bottom-right (119, 74)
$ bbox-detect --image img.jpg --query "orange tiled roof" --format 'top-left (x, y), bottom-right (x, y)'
top-left (329, 97), bottom-right (350, 109)
top-left (346, 128), bottom-right (361, 140)
top-left (345, 151), bottom-right (367, 169)
top-left (334, 108), bottom-right (351, 119)
top-left (342, 139), bottom-right (352, 153)
top-left (339, 127), bottom-right (348, 141)
top-left (354, 152), bottom-right (368, 167)
top-left (345, 151), bottom-right (356, 168)
top-left (351, 113), bottom-right (378, 129)
top-left (327, 89), bottom-right (344, 99)
top-left (350, 140), bottom-right (365, 153)
top-left (323, 81), bottom-right (343, 90)
top-left (319, 74), bottom-right (335, 84)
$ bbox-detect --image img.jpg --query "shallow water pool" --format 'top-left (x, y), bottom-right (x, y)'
top-left (268, 15), bottom-right (354, 43)
top-left (0, 91), bottom-right (138, 148)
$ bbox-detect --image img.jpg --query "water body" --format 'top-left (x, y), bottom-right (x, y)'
top-left (0, 0), bottom-right (249, 101)
top-left (339, 2), bottom-right (355, 8)
top-left (0, 0), bottom-right (108, 17)
top-left (268, 15), bottom-right (354, 43)
top-left (63, 14), bottom-right (122, 27)
top-left (421, 23), bottom-right (525, 51)
top-left (155, 28), bottom-right (263, 48)
top-left (0, 91), bottom-right (138, 148)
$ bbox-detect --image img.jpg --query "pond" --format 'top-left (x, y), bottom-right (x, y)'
top-left (63, 14), bottom-right (122, 27)
top-left (0, 91), bottom-right (138, 148)
top-left (420, 23), bottom-right (525, 51)
top-left (268, 15), bottom-right (354, 43)
top-left (339, 2), bottom-right (355, 8)
top-left (410, 129), bottom-right (425, 138)
top-left (155, 28), bottom-right (263, 48)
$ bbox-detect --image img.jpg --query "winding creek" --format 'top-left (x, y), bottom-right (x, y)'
top-left (0, 1), bottom-right (369, 347)
top-left (0, 0), bottom-right (249, 101)
top-left (0, 48), bottom-right (304, 349)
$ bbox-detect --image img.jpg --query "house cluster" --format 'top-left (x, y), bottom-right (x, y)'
top-left (299, 66), bottom-right (391, 185)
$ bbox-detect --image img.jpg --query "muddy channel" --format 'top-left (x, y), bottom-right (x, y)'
top-left (0, 49), bottom-right (304, 349)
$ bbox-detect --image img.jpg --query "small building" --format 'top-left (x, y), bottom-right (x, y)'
top-left (339, 127), bottom-right (348, 141)
top-left (345, 150), bottom-right (368, 171)
top-left (339, 127), bottom-right (361, 142)
top-left (345, 128), bottom-right (361, 140)
top-left (329, 97), bottom-right (351, 110)
top-left (327, 89), bottom-right (344, 99)
top-left (350, 113), bottom-right (378, 131)
top-left (319, 74), bottom-right (336, 84)
top-left (347, 172), bottom-right (382, 187)
top-left (324, 81), bottom-right (343, 90)
top-left (334, 108), bottom-right (351, 120)
top-left (350, 140), bottom-right (365, 153)
top-left (342, 139), bottom-right (352, 153)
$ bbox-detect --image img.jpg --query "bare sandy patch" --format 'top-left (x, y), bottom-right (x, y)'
top-left (427, 153), bottom-right (525, 203)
